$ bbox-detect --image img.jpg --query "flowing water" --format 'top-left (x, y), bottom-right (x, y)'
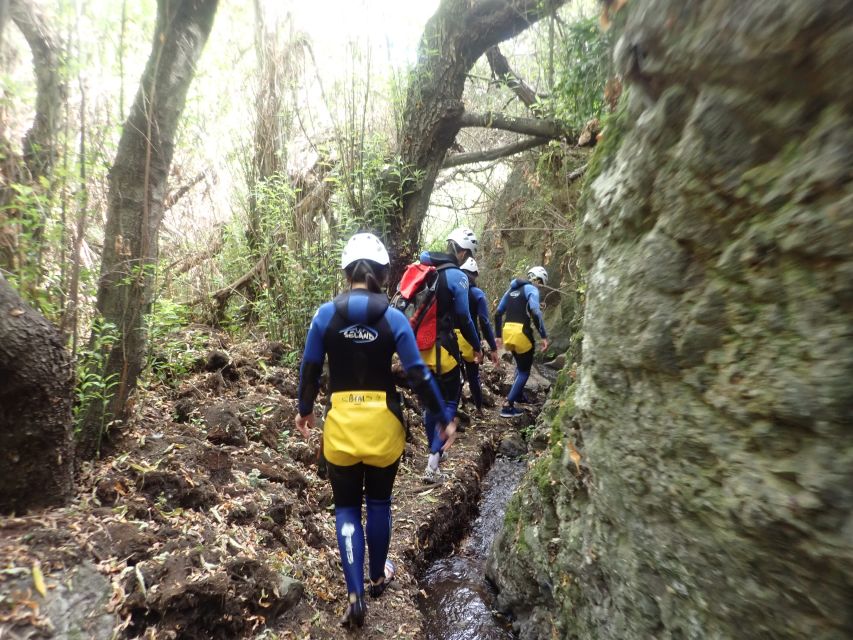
top-left (419, 457), bottom-right (527, 640)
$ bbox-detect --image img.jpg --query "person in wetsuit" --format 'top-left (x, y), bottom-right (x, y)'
top-left (417, 227), bottom-right (483, 483)
top-left (457, 257), bottom-right (499, 414)
top-left (494, 266), bottom-right (550, 418)
top-left (295, 233), bottom-right (453, 628)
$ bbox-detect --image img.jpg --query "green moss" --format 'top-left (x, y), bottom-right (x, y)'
top-left (503, 491), bottom-right (522, 530)
top-left (583, 93), bottom-right (632, 189)
top-left (530, 455), bottom-right (555, 500)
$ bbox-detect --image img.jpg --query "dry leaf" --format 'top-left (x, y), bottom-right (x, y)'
top-left (32, 562), bottom-right (46, 597)
top-left (10, 308), bottom-right (24, 317)
top-left (567, 442), bottom-right (582, 472)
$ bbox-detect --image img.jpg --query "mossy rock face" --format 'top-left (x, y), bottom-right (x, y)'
top-left (488, 2), bottom-right (853, 639)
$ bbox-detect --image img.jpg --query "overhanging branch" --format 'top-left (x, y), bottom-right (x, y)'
top-left (486, 45), bottom-right (543, 111)
top-left (459, 111), bottom-right (566, 139)
top-left (442, 136), bottom-right (549, 168)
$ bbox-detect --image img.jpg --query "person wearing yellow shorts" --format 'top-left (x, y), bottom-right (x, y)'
top-left (415, 228), bottom-right (483, 483)
top-left (456, 257), bottom-right (499, 413)
top-left (494, 266), bottom-right (550, 418)
top-left (295, 233), bottom-right (452, 628)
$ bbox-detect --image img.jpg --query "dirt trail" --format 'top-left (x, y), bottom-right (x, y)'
top-left (0, 331), bottom-right (547, 639)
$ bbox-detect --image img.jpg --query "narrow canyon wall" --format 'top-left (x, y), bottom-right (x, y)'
top-left (488, 2), bottom-right (853, 639)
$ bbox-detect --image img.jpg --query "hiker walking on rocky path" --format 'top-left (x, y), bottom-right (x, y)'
top-left (294, 233), bottom-right (453, 628)
top-left (495, 266), bottom-right (550, 418)
top-left (458, 257), bottom-right (499, 414)
top-left (411, 228), bottom-right (484, 483)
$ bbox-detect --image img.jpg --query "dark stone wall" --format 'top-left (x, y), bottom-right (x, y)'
top-left (488, 2), bottom-right (853, 638)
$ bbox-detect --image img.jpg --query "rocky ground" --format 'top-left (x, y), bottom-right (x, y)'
top-left (0, 327), bottom-right (553, 639)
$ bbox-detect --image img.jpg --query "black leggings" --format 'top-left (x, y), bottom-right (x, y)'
top-left (513, 347), bottom-right (534, 373)
top-left (326, 458), bottom-right (401, 508)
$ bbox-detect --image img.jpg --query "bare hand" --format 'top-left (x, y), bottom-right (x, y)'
top-left (294, 412), bottom-right (316, 439)
top-left (495, 338), bottom-right (503, 351)
top-left (473, 350), bottom-right (483, 365)
top-left (489, 350), bottom-right (499, 366)
top-left (439, 419), bottom-right (458, 451)
top-left (540, 338), bottom-right (550, 353)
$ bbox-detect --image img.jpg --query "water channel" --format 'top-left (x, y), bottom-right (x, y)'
top-left (419, 457), bottom-right (527, 640)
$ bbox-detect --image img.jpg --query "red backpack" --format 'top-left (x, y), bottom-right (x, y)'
top-left (392, 262), bottom-right (451, 350)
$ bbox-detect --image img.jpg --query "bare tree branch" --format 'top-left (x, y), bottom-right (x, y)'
top-left (383, 0), bottom-right (569, 281)
top-left (163, 170), bottom-right (206, 211)
top-left (486, 45), bottom-right (543, 111)
top-left (442, 137), bottom-right (550, 168)
top-left (459, 111), bottom-right (567, 139)
top-left (207, 254), bottom-right (267, 306)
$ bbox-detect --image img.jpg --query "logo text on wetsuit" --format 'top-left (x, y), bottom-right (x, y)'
top-left (340, 324), bottom-right (378, 343)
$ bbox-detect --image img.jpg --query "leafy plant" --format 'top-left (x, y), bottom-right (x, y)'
top-left (74, 317), bottom-right (120, 450)
top-left (145, 299), bottom-right (206, 385)
top-left (548, 15), bottom-right (613, 131)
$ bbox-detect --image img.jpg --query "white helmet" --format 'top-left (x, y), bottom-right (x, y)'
top-left (340, 233), bottom-right (390, 269)
top-left (527, 266), bottom-right (548, 285)
top-left (460, 257), bottom-right (478, 274)
top-left (447, 227), bottom-right (478, 256)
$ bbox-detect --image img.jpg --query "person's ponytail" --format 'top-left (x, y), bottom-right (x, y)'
top-left (345, 260), bottom-right (388, 293)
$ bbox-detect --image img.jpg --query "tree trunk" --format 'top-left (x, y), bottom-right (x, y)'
top-left (0, 276), bottom-right (73, 514)
top-left (0, 0), bottom-right (65, 280)
top-left (77, 0), bottom-right (218, 460)
top-left (10, 0), bottom-right (64, 182)
top-left (381, 0), bottom-right (567, 283)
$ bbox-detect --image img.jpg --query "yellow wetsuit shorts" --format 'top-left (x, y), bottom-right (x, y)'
top-left (501, 321), bottom-right (533, 355)
top-left (323, 391), bottom-right (405, 467)
top-left (419, 344), bottom-right (458, 375)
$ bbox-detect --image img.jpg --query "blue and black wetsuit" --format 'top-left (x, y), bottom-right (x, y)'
top-left (495, 279), bottom-right (547, 405)
top-left (418, 251), bottom-right (480, 452)
top-left (455, 284), bottom-right (498, 410)
top-left (297, 289), bottom-right (450, 598)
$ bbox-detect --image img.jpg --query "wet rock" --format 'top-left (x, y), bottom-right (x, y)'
top-left (3, 561), bottom-right (117, 639)
top-left (203, 403), bottom-right (247, 446)
top-left (525, 369), bottom-right (551, 393)
top-left (481, 387), bottom-right (498, 408)
top-left (544, 353), bottom-right (566, 370)
top-left (499, 433), bottom-right (527, 458)
top-left (274, 574), bottom-right (304, 612)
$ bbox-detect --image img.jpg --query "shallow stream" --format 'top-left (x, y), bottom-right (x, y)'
top-left (419, 457), bottom-right (527, 640)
